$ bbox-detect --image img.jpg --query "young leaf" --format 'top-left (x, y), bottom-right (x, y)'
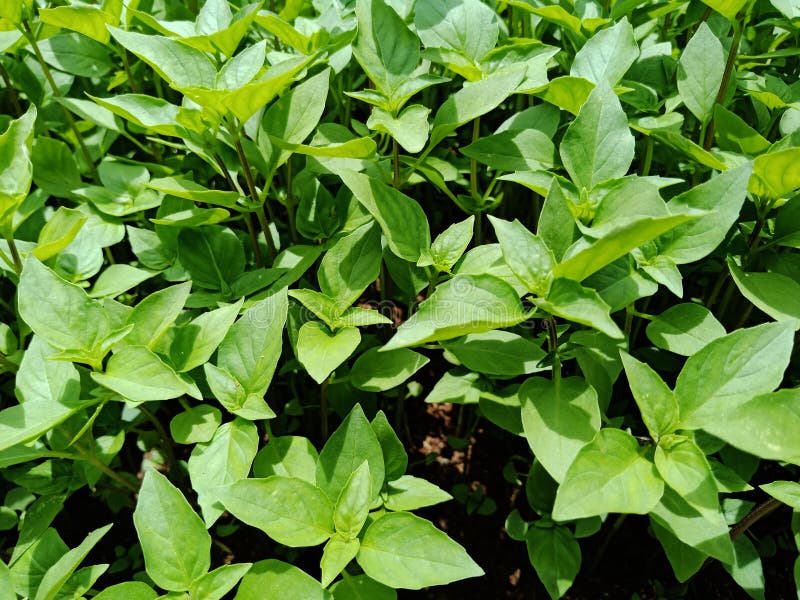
top-left (645, 303), bottom-right (726, 356)
top-left (367, 105), bottom-right (430, 153)
top-left (334, 461), bottom-right (372, 537)
top-left (760, 481), bottom-right (800, 509)
top-left (560, 81), bottom-right (635, 190)
top-left (620, 352), bottom-right (679, 440)
top-left (108, 27), bottom-right (217, 89)
top-left (750, 148), bottom-right (800, 199)
top-left (92, 347), bottom-right (194, 402)
top-left (371, 411), bottom-right (408, 482)
top-left (441, 330), bottom-right (547, 377)
top-left (657, 163), bottom-right (753, 264)
top-left (133, 469), bottom-right (211, 592)
top-left (533, 278), bottom-right (624, 340)
top-left (357, 512), bottom-right (483, 589)
top-left (253, 436), bottom-right (319, 483)
top-left (649, 486), bottom-right (733, 564)
top-left (384, 475), bottom-right (452, 511)
top-left (297, 322), bottom-right (361, 384)
top-left (675, 321), bottom-right (794, 429)
top-left (216, 289), bottom-right (288, 400)
top-left (384, 274), bottom-right (527, 349)
top-left (338, 169), bottom-right (430, 262)
top-left (170, 405), bottom-right (222, 445)
top-left (702, 389), bottom-right (800, 464)
top-left (188, 418), bottom-right (259, 526)
top-left (189, 564), bottom-right (252, 600)
top-left (318, 221), bottom-right (382, 307)
top-left (728, 260), bottom-right (800, 326)
top-left (419, 215), bottom-right (474, 273)
top-left (170, 298), bottom-right (243, 372)
top-left (321, 536), bottom-right (361, 587)
top-left (329, 575), bottom-right (395, 599)
top-left (91, 582), bottom-right (157, 600)
top-left (428, 70), bottom-right (524, 149)
top-left (220, 477), bottom-right (334, 547)
top-left (123, 282), bottom-right (191, 349)
top-left (654, 436), bottom-right (733, 563)
top-left (353, 0), bottom-right (420, 100)
top-left (18, 257), bottom-right (111, 355)
top-left (317, 404), bottom-right (386, 502)
top-left (520, 376), bottom-right (601, 483)
top-left (235, 560), bottom-right (330, 600)
top-left (461, 129), bottom-right (555, 172)
top-left (677, 23), bottom-right (725, 124)
top-left (488, 215), bottom-right (555, 295)
top-left (350, 348), bottom-right (429, 392)
top-left (537, 179), bottom-right (577, 261)
top-left (552, 429), bottom-right (664, 521)
top-left (554, 213), bottom-right (697, 283)
top-left (34, 524), bottom-right (112, 600)
top-left (570, 17), bottom-right (638, 86)
top-left (415, 0), bottom-right (498, 63)
top-left (0, 559), bottom-right (12, 600)
top-left (724, 536), bottom-right (766, 600)
top-left (525, 525), bottom-right (581, 600)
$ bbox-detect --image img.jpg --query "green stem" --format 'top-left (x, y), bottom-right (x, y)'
top-left (0, 60), bottom-right (22, 116)
top-left (704, 23), bottom-right (743, 151)
top-left (75, 444), bottom-right (139, 492)
top-left (588, 514), bottom-right (627, 575)
top-left (0, 244), bottom-right (15, 272)
top-left (392, 138), bottom-right (401, 188)
top-left (214, 151), bottom-right (263, 267)
top-left (22, 20), bottom-right (99, 183)
top-left (118, 46), bottom-right (140, 94)
top-left (640, 137), bottom-right (653, 176)
top-left (232, 130), bottom-right (277, 261)
top-left (4, 235), bottom-right (22, 275)
top-left (320, 379), bottom-right (329, 441)
top-left (139, 404), bottom-right (180, 478)
top-left (548, 317), bottom-right (561, 389)
top-left (470, 117), bottom-right (481, 199)
top-left (286, 160), bottom-right (298, 243)
top-left (730, 498), bottom-right (782, 540)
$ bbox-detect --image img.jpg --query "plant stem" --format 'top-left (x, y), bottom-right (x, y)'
top-left (640, 137), bottom-right (653, 176)
top-left (588, 514), bottom-right (627, 575)
top-left (392, 138), bottom-right (401, 188)
top-left (244, 213), bottom-right (264, 267)
top-left (548, 316), bottom-right (561, 389)
top-left (320, 379), bottom-right (329, 441)
top-left (21, 20), bottom-right (99, 183)
top-left (75, 443), bottom-right (139, 492)
top-left (139, 404), bottom-right (179, 478)
top-left (214, 151), bottom-right (264, 266)
top-left (4, 235), bottom-right (22, 274)
top-left (286, 160), bottom-right (298, 243)
top-left (0, 60), bottom-right (22, 116)
top-left (703, 23), bottom-right (743, 151)
top-left (232, 131), bottom-right (277, 260)
top-left (730, 498), bottom-right (783, 540)
top-left (118, 46), bottom-right (140, 94)
top-left (470, 117), bottom-right (481, 199)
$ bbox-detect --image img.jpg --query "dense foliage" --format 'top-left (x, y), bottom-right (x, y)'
top-left (1, 0), bottom-right (800, 597)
